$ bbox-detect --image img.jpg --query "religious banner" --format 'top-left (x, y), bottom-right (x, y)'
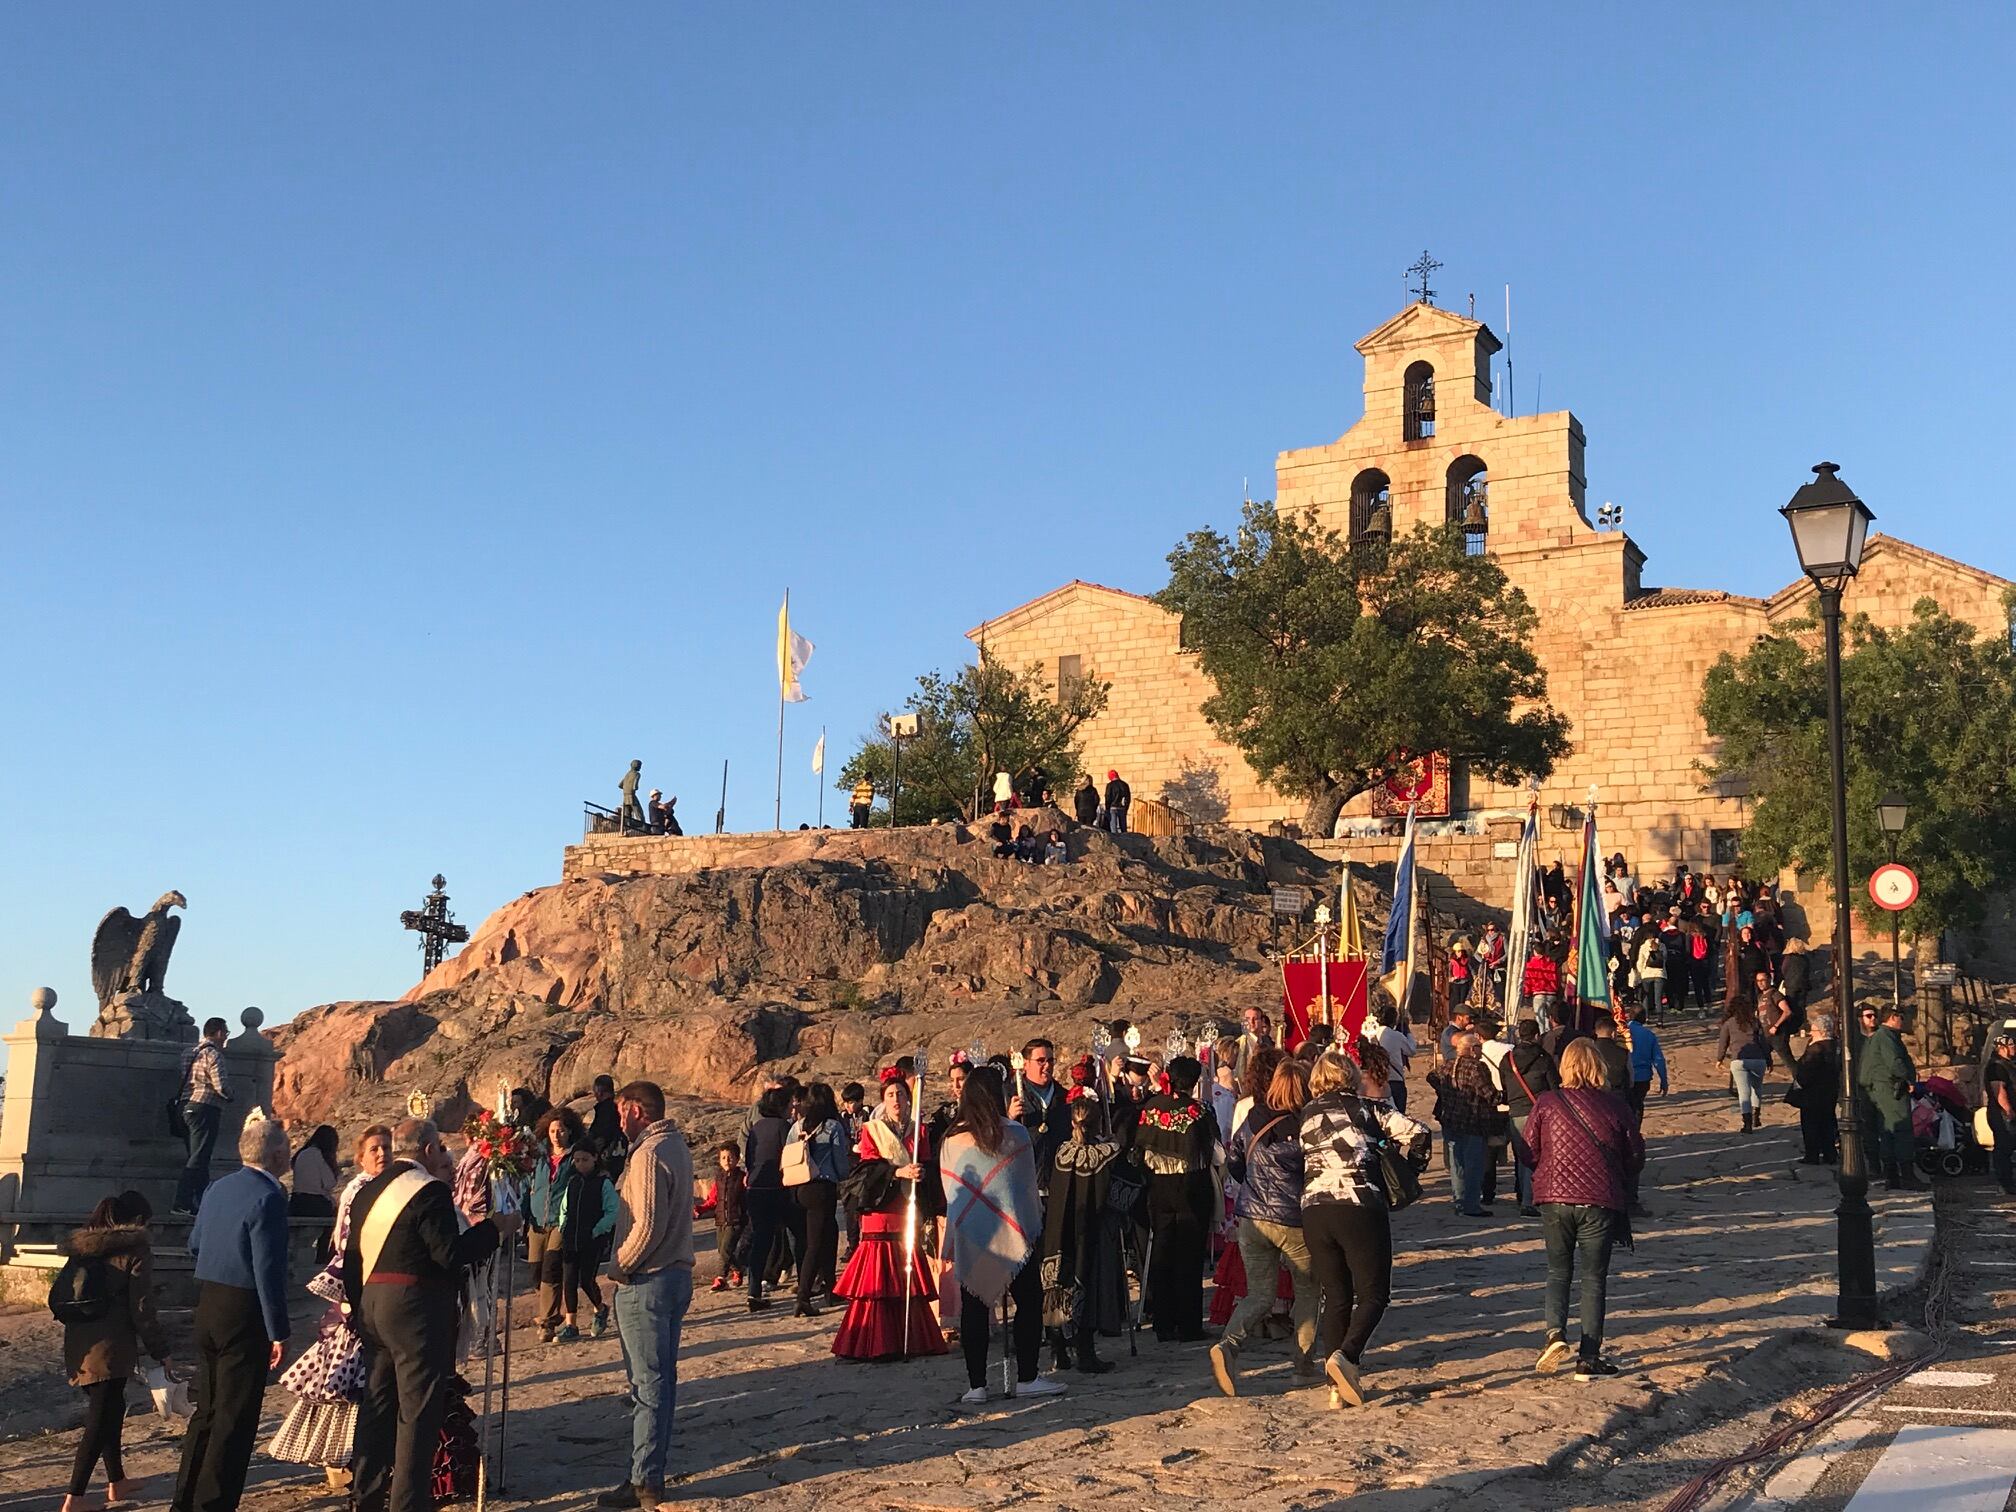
top-left (1371, 751), bottom-right (1452, 819)
top-left (1280, 959), bottom-right (1369, 1053)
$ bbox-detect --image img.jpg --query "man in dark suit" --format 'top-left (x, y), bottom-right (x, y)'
top-left (345, 1118), bottom-right (518, 1512)
top-left (1007, 1038), bottom-right (1069, 1180)
top-left (173, 1115), bottom-right (292, 1512)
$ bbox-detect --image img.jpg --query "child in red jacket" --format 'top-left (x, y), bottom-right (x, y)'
top-left (694, 1144), bottom-right (747, 1291)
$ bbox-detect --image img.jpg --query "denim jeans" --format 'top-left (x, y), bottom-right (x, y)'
top-left (1530, 995), bottom-right (1556, 1035)
top-left (1541, 1203), bottom-right (1617, 1355)
top-left (174, 1102), bottom-right (222, 1212)
top-left (1730, 1059), bottom-right (1765, 1114)
top-left (614, 1265), bottom-right (694, 1490)
top-left (1510, 1115), bottom-right (1533, 1209)
top-left (1448, 1134), bottom-right (1488, 1212)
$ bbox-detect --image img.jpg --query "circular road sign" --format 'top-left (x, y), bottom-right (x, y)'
top-left (1869, 863), bottom-right (1919, 912)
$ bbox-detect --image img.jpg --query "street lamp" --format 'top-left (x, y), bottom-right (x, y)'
top-left (1781, 460), bottom-right (1878, 1331)
top-left (1878, 792), bottom-right (1909, 1018)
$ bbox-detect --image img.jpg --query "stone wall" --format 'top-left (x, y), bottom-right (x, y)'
top-left (973, 584), bottom-right (1294, 829)
top-left (0, 993), bottom-right (278, 1219)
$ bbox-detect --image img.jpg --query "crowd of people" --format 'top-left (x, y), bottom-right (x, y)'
top-left (55, 850), bottom-right (2015, 1511)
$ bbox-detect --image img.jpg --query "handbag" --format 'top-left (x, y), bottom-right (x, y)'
top-left (164, 1051), bottom-right (196, 1140)
top-left (781, 1130), bottom-right (813, 1188)
top-left (1349, 1097), bottom-right (1422, 1212)
top-left (1975, 1106), bottom-right (1996, 1148)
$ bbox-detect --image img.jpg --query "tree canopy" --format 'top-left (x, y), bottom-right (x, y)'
top-left (1699, 594), bottom-right (2016, 940)
top-left (837, 658), bottom-right (1110, 825)
top-left (1154, 499), bottom-right (1570, 834)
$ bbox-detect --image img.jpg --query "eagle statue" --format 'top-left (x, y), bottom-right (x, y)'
top-left (91, 891), bottom-right (188, 1010)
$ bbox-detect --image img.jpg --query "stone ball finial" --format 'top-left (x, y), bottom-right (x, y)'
top-left (29, 987), bottom-right (56, 1014)
top-left (240, 1006), bottom-right (265, 1032)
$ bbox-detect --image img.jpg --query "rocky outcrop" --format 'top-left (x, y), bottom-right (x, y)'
top-left (271, 823), bottom-right (1361, 1135)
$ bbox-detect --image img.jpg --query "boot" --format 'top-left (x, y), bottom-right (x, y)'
top-left (1075, 1331), bottom-right (1116, 1375)
top-left (1741, 1110), bottom-right (1753, 1133)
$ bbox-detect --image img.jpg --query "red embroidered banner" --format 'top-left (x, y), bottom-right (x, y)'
top-left (1280, 960), bottom-right (1369, 1053)
top-left (1371, 751), bottom-right (1452, 819)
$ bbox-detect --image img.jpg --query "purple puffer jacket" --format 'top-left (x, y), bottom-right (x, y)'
top-left (1518, 1088), bottom-right (1645, 1211)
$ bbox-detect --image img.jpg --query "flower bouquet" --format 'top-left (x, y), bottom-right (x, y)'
top-left (463, 1109), bottom-right (534, 1212)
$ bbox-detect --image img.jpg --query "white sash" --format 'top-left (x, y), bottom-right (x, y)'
top-left (866, 1118), bottom-right (907, 1163)
top-left (359, 1166), bottom-right (436, 1281)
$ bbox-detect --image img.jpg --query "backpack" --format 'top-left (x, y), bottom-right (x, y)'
top-left (48, 1255), bottom-right (113, 1325)
top-left (1643, 938), bottom-right (1666, 971)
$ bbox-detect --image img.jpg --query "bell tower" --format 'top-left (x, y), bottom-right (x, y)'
top-left (1355, 300), bottom-right (1502, 439)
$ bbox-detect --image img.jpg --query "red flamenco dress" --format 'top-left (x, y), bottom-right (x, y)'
top-left (1208, 1238), bottom-right (1296, 1326)
top-left (832, 1120), bottom-right (947, 1360)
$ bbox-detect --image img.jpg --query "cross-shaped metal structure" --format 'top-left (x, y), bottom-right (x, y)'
top-left (400, 874), bottom-right (470, 974)
top-left (1407, 250), bottom-right (1442, 305)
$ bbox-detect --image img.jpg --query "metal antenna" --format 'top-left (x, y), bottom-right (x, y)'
top-left (1504, 284), bottom-right (1514, 418)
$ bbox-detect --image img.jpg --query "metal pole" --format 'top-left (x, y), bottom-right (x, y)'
top-left (1821, 584), bottom-right (1878, 1330)
top-left (817, 725), bottom-right (826, 828)
top-left (716, 759), bottom-right (728, 836)
top-left (497, 1240), bottom-right (513, 1492)
top-left (891, 734), bottom-right (902, 831)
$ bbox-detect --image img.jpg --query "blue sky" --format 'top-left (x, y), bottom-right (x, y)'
top-left (4, 7), bottom-right (2011, 1026)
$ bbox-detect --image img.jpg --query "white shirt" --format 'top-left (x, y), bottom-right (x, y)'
top-left (1365, 1022), bottom-right (1414, 1077)
top-left (1479, 1037), bottom-right (1512, 1094)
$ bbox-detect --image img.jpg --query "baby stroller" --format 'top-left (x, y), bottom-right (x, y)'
top-left (1910, 1075), bottom-right (1982, 1178)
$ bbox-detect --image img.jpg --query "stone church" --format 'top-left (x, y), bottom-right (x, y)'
top-left (972, 299), bottom-right (2012, 871)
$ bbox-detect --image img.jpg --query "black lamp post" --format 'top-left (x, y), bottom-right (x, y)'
top-left (1877, 792), bottom-right (1909, 1020)
top-left (1780, 461), bottom-right (1878, 1330)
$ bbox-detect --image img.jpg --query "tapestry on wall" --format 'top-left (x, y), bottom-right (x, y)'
top-left (1370, 751), bottom-right (1451, 819)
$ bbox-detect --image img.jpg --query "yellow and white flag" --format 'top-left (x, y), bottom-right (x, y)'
top-left (778, 594), bottom-right (814, 703)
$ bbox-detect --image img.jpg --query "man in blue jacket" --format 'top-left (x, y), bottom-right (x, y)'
top-left (1623, 1007), bottom-right (1668, 1219)
top-left (173, 1115), bottom-right (292, 1512)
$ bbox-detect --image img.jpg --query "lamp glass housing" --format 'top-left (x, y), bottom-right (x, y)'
top-left (1877, 793), bottom-right (1909, 835)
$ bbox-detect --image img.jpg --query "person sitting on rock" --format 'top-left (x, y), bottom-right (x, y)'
top-left (989, 815), bottom-right (1016, 859)
top-left (1043, 830), bottom-right (1067, 865)
top-left (1013, 825), bottom-right (1043, 863)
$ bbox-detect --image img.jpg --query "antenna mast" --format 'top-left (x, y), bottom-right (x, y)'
top-left (1503, 284), bottom-right (1514, 418)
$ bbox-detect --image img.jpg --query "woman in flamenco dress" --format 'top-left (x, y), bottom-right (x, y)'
top-left (832, 1067), bottom-right (948, 1360)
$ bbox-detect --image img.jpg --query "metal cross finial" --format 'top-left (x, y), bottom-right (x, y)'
top-left (1407, 250), bottom-right (1442, 305)
top-left (400, 874), bottom-right (471, 974)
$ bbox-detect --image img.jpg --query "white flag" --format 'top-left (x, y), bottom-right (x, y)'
top-left (778, 595), bottom-right (814, 703)
top-left (811, 731), bottom-right (826, 774)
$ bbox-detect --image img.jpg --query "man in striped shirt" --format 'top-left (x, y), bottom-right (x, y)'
top-left (172, 1018), bottom-right (233, 1215)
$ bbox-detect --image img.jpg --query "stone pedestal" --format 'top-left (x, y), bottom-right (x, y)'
top-left (0, 992), bottom-right (278, 1219)
top-left (89, 989), bottom-right (197, 1042)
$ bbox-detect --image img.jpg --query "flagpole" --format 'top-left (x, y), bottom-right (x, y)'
top-left (775, 589), bottom-right (788, 831)
top-left (817, 725), bottom-right (826, 827)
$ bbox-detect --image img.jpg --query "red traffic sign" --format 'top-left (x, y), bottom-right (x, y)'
top-left (1869, 863), bottom-right (1919, 912)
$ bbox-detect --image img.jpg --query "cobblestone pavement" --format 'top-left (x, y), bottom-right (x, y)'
top-left (0, 1024), bottom-right (1941, 1512)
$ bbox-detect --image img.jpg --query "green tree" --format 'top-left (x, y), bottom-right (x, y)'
top-left (837, 659), bottom-right (1110, 824)
top-left (1155, 500), bottom-right (1571, 835)
top-left (1699, 595), bottom-right (2016, 939)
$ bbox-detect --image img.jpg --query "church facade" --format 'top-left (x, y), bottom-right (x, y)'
top-left (971, 300), bottom-right (2012, 871)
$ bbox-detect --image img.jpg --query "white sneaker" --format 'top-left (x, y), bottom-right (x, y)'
top-left (1014, 1375), bottom-right (1068, 1398)
top-left (957, 1386), bottom-right (988, 1406)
